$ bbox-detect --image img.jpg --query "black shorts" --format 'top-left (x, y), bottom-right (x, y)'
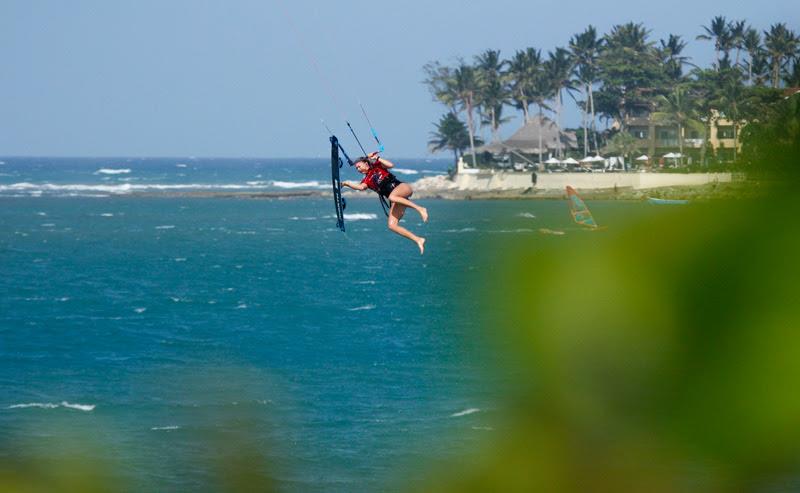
top-left (378, 176), bottom-right (402, 198)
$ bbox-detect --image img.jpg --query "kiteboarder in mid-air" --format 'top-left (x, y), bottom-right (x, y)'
top-left (342, 152), bottom-right (428, 255)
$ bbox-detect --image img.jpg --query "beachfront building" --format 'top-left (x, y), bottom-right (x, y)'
top-left (472, 115), bottom-right (578, 169)
top-left (619, 102), bottom-right (742, 164)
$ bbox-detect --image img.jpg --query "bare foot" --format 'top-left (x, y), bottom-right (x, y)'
top-left (417, 237), bottom-right (426, 255)
top-left (419, 207), bottom-right (429, 223)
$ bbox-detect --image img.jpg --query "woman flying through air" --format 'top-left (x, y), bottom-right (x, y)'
top-left (342, 152), bottom-right (428, 255)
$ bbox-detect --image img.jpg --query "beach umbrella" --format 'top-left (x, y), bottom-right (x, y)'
top-left (636, 155), bottom-right (649, 161)
top-left (579, 156), bottom-right (595, 163)
top-left (544, 157), bottom-right (561, 164)
top-left (590, 155), bottom-right (605, 162)
top-left (562, 157), bottom-right (579, 165)
top-left (663, 152), bottom-right (677, 159)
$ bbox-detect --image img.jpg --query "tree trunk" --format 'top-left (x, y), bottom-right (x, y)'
top-left (491, 108), bottom-right (499, 143)
top-left (556, 89), bottom-right (563, 159)
top-left (773, 58), bottom-right (781, 88)
top-left (583, 84), bottom-right (589, 157)
top-left (538, 105), bottom-right (544, 167)
top-left (589, 85), bottom-right (598, 155)
top-left (678, 123), bottom-right (684, 159)
top-left (466, 99), bottom-right (477, 167)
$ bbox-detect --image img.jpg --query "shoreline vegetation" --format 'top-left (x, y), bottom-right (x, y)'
top-left (422, 17), bottom-right (799, 174)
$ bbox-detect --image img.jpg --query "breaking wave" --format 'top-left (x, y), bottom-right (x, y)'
top-left (8, 401), bottom-right (96, 412)
top-left (95, 168), bottom-right (131, 175)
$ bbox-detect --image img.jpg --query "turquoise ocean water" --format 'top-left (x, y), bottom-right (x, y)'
top-left (0, 157), bottom-right (642, 490)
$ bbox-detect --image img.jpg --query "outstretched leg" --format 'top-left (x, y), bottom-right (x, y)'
top-left (388, 184), bottom-right (428, 223)
top-left (387, 203), bottom-right (425, 255)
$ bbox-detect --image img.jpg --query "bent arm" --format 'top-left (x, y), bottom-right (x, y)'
top-left (375, 157), bottom-right (395, 169)
top-left (342, 181), bottom-right (368, 191)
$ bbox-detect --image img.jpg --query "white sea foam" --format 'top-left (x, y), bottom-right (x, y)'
top-left (36, 212), bottom-right (47, 216)
top-left (348, 305), bottom-right (376, 311)
top-left (343, 213), bottom-right (377, 221)
top-left (155, 225), bottom-right (175, 230)
top-left (444, 228), bottom-right (477, 233)
top-left (151, 425), bottom-right (180, 431)
top-left (355, 280), bottom-right (376, 285)
top-left (41, 223), bottom-right (55, 227)
top-left (517, 212), bottom-right (537, 219)
top-left (100, 213), bottom-right (114, 217)
top-left (490, 229), bottom-right (535, 234)
top-left (175, 163), bottom-right (188, 168)
top-left (271, 180), bottom-right (327, 189)
top-left (61, 402), bottom-right (96, 411)
top-left (289, 216), bottom-right (317, 221)
top-left (95, 168), bottom-right (131, 175)
top-left (174, 258), bottom-right (187, 262)
top-left (450, 408), bottom-right (481, 418)
top-left (235, 303), bottom-right (248, 309)
top-left (0, 182), bottom-right (279, 195)
top-left (134, 307), bottom-right (147, 313)
top-left (8, 401), bottom-right (95, 412)
top-left (392, 168), bottom-right (419, 175)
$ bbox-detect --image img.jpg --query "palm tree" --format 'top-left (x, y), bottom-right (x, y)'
top-left (764, 23), bottom-right (799, 88)
top-left (570, 26), bottom-right (603, 156)
top-left (658, 34), bottom-right (691, 84)
top-left (507, 48), bottom-right (541, 123)
top-left (422, 61), bottom-right (457, 112)
top-left (530, 68), bottom-right (552, 165)
top-left (784, 57), bottom-right (800, 87)
top-left (697, 16), bottom-right (732, 65)
top-left (742, 28), bottom-right (763, 84)
top-left (651, 85), bottom-right (702, 157)
top-left (730, 20), bottom-right (747, 67)
top-left (428, 112), bottom-right (478, 164)
top-left (544, 48), bottom-right (574, 158)
top-left (451, 63), bottom-right (481, 166)
top-left (475, 50), bottom-right (509, 143)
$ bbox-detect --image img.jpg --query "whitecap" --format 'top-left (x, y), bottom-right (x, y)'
top-left (36, 212), bottom-right (47, 216)
top-left (41, 223), bottom-right (55, 227)
top-left (392, 168), bottom-right (419, 175)
top-left (174, 258), bottom-right (187, 262)
top-left (134, 307), bottom-right (147, 313)
top-left (348, 305), bottom-right (376, 311)
top-left (444, 228), bottom-right (476, 233)
top-left (271, 180), bottom-right (326, 189)
top-left (235, 303), bottom-right (248, 309)
top-left (100, 213), bottom-right (114, 217)
top-left (517, 212), bottom-right (537, 219)
top-left (343, 213), bottom-right (377, 221)
top-left (450, 408), bottom-right (480, 418)
top-left (8, 401), bottom-right (95, 412)
top-left (175, 164), bottom-right (188, 168)
top-left (61, 402), bottom-right (96, 411)
top-left (355, 280), bottom-right (376, 285)
top-left (155, 225), bottom-right (175, 230)
top-left (151, 425), bottom-right (180, 431)
top-left (289, 216), bottom-right (317, 221)
top-left (95, 168), bottom-right (131, 175)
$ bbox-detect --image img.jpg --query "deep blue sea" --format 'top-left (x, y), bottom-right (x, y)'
top-left (0, 157), bottom-right (620, 490)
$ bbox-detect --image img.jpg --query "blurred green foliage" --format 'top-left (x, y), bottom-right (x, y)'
top-left (419, 194), bottom-right (800, 492)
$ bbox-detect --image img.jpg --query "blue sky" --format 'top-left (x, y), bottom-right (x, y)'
top-left (0, 0), bottom-right (797, 157)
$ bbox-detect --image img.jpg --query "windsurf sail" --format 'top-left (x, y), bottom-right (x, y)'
top-left (566, 186), bottom-right (599, 228)
top-left (330, 136), bottom-right (347, 231)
